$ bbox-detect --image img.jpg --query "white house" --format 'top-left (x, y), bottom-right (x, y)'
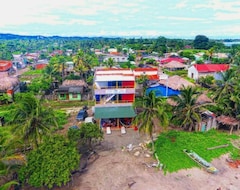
top-left (188, 64), bottom-right (230, 80)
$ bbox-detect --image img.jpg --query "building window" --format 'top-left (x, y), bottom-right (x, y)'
top-left (60, 94), bottom-right (65, 98)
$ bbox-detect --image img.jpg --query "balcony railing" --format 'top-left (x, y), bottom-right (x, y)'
top-left (95, 100), bottom-right (134, 104)
top-left (94, 85), bottom-right (134, 89)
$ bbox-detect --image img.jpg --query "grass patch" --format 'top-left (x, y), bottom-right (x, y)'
top-left (54, 110), bottom-right (68, 129)
top-left (47, 100), bottom-right (95, 109)
top-left (21, 69), bottom-right (43, 76)
top-left (155, 130), bottom-right (239, 174)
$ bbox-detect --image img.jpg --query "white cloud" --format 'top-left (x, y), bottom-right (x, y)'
top-left (214, 12), bottom-right (240, 20)
top-left (157, 16), bottom-right (204, 21)
top-left (174, 0), bottom-right (189, 9)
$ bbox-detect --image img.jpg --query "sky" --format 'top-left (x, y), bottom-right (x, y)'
top-left (1, 0), bottom-right (240, 39)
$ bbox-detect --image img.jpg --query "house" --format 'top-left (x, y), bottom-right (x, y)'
top-left (55, 80), bottom-right (87, 101)
top-left (34, 60), bottom-right (48, 70)
top-left (103, 54), bottom-right (128, 63)
top-left (0, 60), bottom-right (13, 73)
top-left (65, 61), bottom-right (75, 75)
top-left (0, 72), bottom-right (20, 101)
top-left (133, 67), bottom-right (159, 81)
top-left (160, 61), bottom-right (186, 71)
top-left (147, 75), bottom-right (194, 97)
top-left (188, 64), bottom-right (230, 80)
top-left (133, 67), bottom-right (160, 96)
top-left (12, 54), bottom-right (27, 69)
top-left (25, 52), bottom-right (40, 63)
top-left (158, 57), bottom-right (185, 64)
top-left (93, 68), bottom-right (136, 132)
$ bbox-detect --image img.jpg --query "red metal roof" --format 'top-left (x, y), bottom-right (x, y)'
top-left (159, 57), bottom-right (185, 64)
top-left (194, 64), bottom-right (230, 72)
top-left (0, 60), bottom-right (12, 72)
top-left (35, 63), bottom-right (47, 70)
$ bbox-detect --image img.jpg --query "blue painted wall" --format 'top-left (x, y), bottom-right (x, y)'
top-left (146, 85), bottom-right (180, 97)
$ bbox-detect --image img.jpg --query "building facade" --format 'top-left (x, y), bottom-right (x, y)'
top-left (93, 68), bottom-right (136, 133)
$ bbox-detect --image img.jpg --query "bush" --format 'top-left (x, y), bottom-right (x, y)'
top-left (18, 135), bottom-right (80, 189)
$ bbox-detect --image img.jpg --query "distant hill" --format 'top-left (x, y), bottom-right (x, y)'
top-left (0, 33), bottom-right (122, 40)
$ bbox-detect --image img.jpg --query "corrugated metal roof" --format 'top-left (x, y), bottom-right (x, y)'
top-left (94, 106), bottom-right (136, 119)
top-left (194, 64), bottom-right (229, 72)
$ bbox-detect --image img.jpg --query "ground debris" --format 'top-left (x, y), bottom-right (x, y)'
top-left (128, 180), bottom-right (136, 188)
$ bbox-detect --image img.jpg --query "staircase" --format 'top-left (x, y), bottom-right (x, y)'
top-left (104, 94), bottom-right (115, 104)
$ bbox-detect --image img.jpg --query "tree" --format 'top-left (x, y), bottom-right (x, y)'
top-left (193, 35), bottom-right (209, 50)
top-left (104, 57), bottom-right (115, 68)
top-left (10, 93), bottom-right (58, 148)
top-left (213, 68), bottom-right (240, 118)
top-left (68, 122), bottom-right (103, 150)
top-left (133, 91), bottom-right (169, 151)
top-left (72, 50), bottom-right (94, 80)
top-left (170, 86), bottom-right (207, 131)
top-left (18, 135), bottom-right (80, 189)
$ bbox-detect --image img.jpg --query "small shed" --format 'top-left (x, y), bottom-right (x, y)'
top-left (55, 80), bottom-right (87, 101)
top-left (216, 115), bottom-right (239, 134)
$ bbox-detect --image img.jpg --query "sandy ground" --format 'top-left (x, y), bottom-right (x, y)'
top-left (20, 108), bottom-right (240, 190)
top-left (54, 125), bottom-right (240, 190)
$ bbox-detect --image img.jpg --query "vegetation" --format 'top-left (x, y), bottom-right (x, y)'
top-left (170, 86), bottom-right (209, 131)
top-left (134, 91), bottom-right (170, 151)
top-left (0, 34), bottom-right (239, 188)
top-left (18, 135), bottom-right (80, 188)
top-left (68, 122), bottom-right (103, 150)
top-left (155, 130), bottom-right (239, 174)
top-left (10, 93), bottom-right (59, 148)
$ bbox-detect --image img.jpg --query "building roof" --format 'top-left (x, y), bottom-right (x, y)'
top-left (0, 76), bottom-right (20, 91)
top-left (159, 57), bottom-right (185, 64)
top-left (161, 61), bottom-right (186, 69)
top-left (158, 75), bottom-right (195, 90)
top-left (193, 64), bottom-right (230, 72)
top-left (95, 74), bottom-right (135, 81)
top-left (196, 93), bottom-right (213, 104)
top-left (62, 79), bottom-right (87, 87)
top-left (216, 115), bottom-right (239, 126)
top-left (94, 106), bottom-right (136, 119)
top-left (0, 60), bottom-right (12, 72)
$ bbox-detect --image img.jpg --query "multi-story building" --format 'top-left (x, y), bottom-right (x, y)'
top-left (93, 68), bottom-right (136, 133)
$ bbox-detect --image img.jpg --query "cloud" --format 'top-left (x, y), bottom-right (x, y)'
top-left (157, 16), bottom-right (205, 21)
top-left (214, 12), bottom-right (240, 20)
top-left (174, 0), bottom-right (189, 9)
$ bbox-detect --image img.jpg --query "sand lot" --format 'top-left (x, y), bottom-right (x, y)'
top-left (53, 128), bottom-right (240, 190)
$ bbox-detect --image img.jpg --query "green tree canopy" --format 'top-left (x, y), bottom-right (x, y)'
top-left (68, 122), bottom-right (103, 150)
top-left (193, 35), bottom-right (209, 50)
top-left (10, 93), bottom-right (58, 148)
top-left (18, 135), bottom-right (80, 189)
top-left (134, 91), bottom-right (169, 151)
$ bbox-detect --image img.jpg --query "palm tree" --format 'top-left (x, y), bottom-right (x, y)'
top-left (213, 68), bottom-right (236, 102)
top-left (134, 91), bottom-right (169, 151)
top-left (72, 50), bottom-right (91, 80)
top-left (104, 57), bottom-right (115, 68)
top-left (10, 94), bottom-right (58, 148)
top-left (213, 67), bottom-right (240, 118)
top-left (170, 86), bottom-right (208, 131)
